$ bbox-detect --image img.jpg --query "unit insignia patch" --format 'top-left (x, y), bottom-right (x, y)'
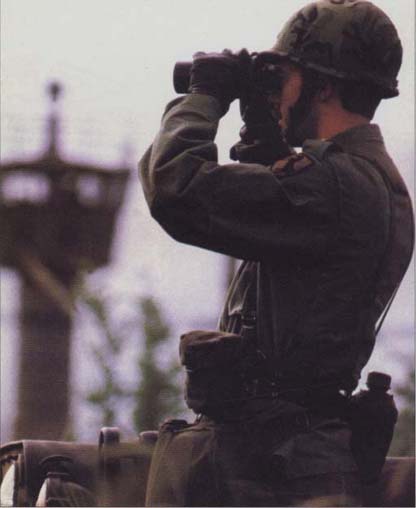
top-left (270, 153), bottom-right (314, 178)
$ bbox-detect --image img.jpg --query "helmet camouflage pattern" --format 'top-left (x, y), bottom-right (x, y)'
top-left (271, 0), bottom-right (402, 97)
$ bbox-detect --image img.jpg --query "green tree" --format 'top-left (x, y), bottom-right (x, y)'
top-left (132, 297), bottom-right (183, 432)
top-left (80, 285), bottom-right (184, 434)
top-left (81, 291), bottom-right (126, 427)
top-left (389, 368), bottom-right (415, 456)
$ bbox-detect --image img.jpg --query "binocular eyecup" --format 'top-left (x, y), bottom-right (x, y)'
top-left (173, 62), bottom-right (193, 94)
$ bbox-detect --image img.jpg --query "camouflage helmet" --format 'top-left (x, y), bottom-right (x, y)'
top-left (271, 0), bottom-right (402, 97)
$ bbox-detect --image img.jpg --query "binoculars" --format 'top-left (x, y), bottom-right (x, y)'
top-left (173, 51), bottom-right (285, 95)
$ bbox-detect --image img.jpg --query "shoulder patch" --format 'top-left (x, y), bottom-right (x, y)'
top-left (270, 153), bottom-right (314, 178)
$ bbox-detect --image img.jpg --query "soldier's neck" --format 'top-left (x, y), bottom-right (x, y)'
top-left (317, 103), bottom-right (370, 140)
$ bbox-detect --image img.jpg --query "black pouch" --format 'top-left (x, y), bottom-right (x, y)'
top-left (348, 372), bottom-right (398, 484)
top-left (179, 330), bottom-right (248, 417)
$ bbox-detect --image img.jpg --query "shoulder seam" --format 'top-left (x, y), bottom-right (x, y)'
top-left (303, 140), bottom-right (343, 161)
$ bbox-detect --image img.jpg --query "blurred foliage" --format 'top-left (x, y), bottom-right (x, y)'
top-left (132, 297), bottom-right (182, 431)
top-left (80, 286), bottom-right (184, 433)
top-left (81, 290), bottom-right (127, 427)
top-left (389, 368), bottom-right (415, 456)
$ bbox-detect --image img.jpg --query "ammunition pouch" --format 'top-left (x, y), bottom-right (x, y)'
top-left (180, 330), bottom-right (252, 418)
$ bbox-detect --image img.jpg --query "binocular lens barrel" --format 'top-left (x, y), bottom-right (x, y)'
top-left (173, 62), bottom-right (192, 93)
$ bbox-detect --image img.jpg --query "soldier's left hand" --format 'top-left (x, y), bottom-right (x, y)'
top-left (190, 49), bottom-right (251, 114)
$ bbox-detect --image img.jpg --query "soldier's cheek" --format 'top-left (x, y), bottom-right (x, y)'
top-left (280, 71), bottom-right (303, 126)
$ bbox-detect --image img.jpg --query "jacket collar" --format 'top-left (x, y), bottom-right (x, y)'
top-left (329, 124), bottom-right (385, 152)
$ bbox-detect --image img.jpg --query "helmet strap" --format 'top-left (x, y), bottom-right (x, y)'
top-left (286, 69), bottom-right (328, 146)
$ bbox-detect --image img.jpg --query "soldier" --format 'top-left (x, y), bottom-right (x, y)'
top-left (139, 1), bottom-right (414, 506)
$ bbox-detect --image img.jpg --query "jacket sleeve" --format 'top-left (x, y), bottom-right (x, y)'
top-left (139, 94), bottom-right (338, 262)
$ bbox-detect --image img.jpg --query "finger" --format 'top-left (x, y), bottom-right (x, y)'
top-left (237, 48), bottom-right (250, 59)
top-left (193, 51), bottom-right (206, 59)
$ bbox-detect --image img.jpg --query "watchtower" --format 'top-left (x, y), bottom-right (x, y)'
top-left (0, 82), bottom-right (130, 439)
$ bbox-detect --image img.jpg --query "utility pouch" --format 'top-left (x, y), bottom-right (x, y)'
top-left (145, 409), bottom-right (311, 508)
top-left (348, 372), bottom-right (398, 484)
top-left (145, 418), bottom-right (220, 507)
top-left (179, 330), bottom-right (249, 417)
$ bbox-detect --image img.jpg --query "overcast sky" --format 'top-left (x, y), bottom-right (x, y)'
top-left (1, 0), bottom-right (414, 441)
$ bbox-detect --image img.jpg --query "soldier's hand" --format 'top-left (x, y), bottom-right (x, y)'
top-left (230, 91), bottom-right (293, 164)
top-left (190, 49), bottom-right (251, 115)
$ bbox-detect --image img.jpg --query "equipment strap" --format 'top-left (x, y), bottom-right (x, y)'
top-left (375, 284), bottom-right (399, 337)
top-left (354, 154), bottom-right (408, 338)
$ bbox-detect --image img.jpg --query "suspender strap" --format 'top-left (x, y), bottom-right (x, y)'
top-left (375, 284), bottom-right (399, 337)
top-left (354, 154), bottom-right (411, 337)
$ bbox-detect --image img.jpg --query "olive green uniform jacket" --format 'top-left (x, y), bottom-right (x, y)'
top-left (139, 94), bottom-right (413, 478)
